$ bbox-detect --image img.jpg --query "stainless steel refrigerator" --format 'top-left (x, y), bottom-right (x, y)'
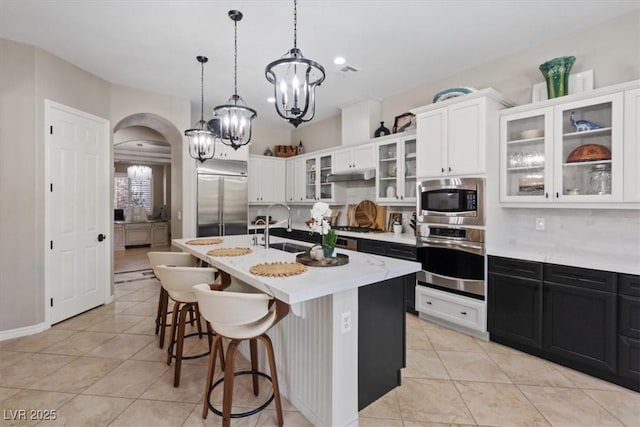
top-left (196, 159), bottom-right (248, 237)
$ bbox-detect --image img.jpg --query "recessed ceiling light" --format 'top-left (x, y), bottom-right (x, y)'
top-left (267, 97), bottom-right (276, 103)
top-left (333, 57), bottom-right (346, 65)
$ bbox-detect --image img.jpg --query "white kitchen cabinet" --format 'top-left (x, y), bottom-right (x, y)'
top-left (413, 89), bottom-right (512, 179)
top-left (375, 134), bottom-right (417, 203)
top-left (415, 285), bottom-right (486, 333)
top-left (212, 142), bottom-right (249, 161)
top-left (333, 143), bottom-right (376, 172)
top-left (114, 223), bottom-right (125, 251)
top-left (293, 157), bottom-right (307, 202)
top-left (500, 92), bottom-right (624, 204)
top-left (624, 88), bottom-right (640, 202)
top-left (248, 156), bottom-right (285, 203)
top-left (285, 159), bottom-right (296, 203)
top-left (302, 153), bottom-right (341, 202)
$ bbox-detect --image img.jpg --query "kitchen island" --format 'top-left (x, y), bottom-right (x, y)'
top-left (173, 234), bottom-right (420, 427)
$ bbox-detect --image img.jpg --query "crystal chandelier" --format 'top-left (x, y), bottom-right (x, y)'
top-left (265, 0), bottom-right (325, 128)
top-left (213, 10), bottom-right (257, 150)
top-left (185, 56), bottom-right (217, 162)
top-left (127, 164), bottom-right (152, 180)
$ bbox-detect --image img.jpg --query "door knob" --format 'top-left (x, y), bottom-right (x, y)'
top-left (97, 233), bottom-right (106, 242)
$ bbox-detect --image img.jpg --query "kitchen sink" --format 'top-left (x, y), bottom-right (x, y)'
top-left (268, 242), bottom-right (310, 253)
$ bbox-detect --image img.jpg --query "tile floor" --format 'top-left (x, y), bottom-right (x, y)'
top-left (0, 248), bottom-right (638, 426)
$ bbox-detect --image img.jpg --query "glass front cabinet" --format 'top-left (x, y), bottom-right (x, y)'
top-left (500, 92), bottom-right (623, 204)
top-left (304, 154), bottom-right (335, 202)
top-left (376, 134), bottom-right (417, 203)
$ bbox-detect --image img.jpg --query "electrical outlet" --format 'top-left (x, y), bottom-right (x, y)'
top-left (341, 311), bottom-right (351, 334)
top-left (535, 217), bottom-right (545, 231)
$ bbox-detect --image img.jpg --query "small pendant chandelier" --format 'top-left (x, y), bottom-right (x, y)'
top-left (127, 164), bottom-right (152, 180)
top-left (265, 0), bottom-right (325, 128)
top-left (185, 56), bottom-right (217, 162)
top-left (213, 10), bottom-right (257, 150)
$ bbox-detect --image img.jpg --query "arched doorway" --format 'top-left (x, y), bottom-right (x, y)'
top-left (112, 113), bottom-right (183, 271)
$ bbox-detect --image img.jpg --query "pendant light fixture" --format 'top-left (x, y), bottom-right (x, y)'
top-left (213, 10), bottom-right (257, 150)
top-left (127, 164), bottom-right (152, 180)
top-left (265, 0), bottom-right (325, 128)
top-left (185, 55), bottom-right (217, 162)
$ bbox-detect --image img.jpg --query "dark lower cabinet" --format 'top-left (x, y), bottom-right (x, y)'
top-left (359, 240), bottom-right (417, 314)
top-left (358, 276), bottom-right (405, 411)
top-left (543, 282), bottom-right (617, 373)
top-left (488, 256), bottom-right (639, 392)
top-left (488, 257), bottom-right (543, 349)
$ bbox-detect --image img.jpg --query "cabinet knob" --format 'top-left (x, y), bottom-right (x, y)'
top-left (400, 195), bottom-right (404, 200)
top-left (545, 192), bottom-right (549, 199)
top-left (441, 167), bottom-right (444, 173)
top-left (460, 311), bottom-right (467, 316)
top-left (448, 166), bottom-right (452, 172)
top-left (426, 301), bottom-right (432, 305)
top-left (556, 192), bottom-right (559, 198)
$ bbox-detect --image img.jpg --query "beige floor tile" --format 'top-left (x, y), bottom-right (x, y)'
top-left (208, 375), bottom-right (274, 408)
top-left (487, 352), bottom-right (574, 387)
top-left (437, 351), bottom-right (511, 383)
top-left (519, 385), bottom-right (623, 426)
top-left (52, 312), bottom-right (112, 331)
top-left (357, 417), bottom-right (404, 427)
top-left (403, 422), bottom-right (476, 427)
top-left (90, 300), bottom-right (140, 316)
top-left (552, 364), bottom-right (630, 391)
top-left (109, 399), bottom-right (195, 427)
top-left (406, 313), bottom-right (427, 330)
top-left (425, 328), bottom-right (484, 352)
top-left (0, 389), bottom-right (75, 426)
top-left (51, 394), bottom-right (133, 426)
top-left (82, 360), bottom-right (169, 398)
top-left (455, 380), bottom-right (549, 426)
top-left (403, 349), bottom-right (450, 380)
top-left (122, 316), bottom-right (158, 335)
top-left (396, 378), bottom-right (474, 424)
top-left (86, 333), bottom-right (154, 359)
top-left (41, 331), bottom-right (117, 356)
top-left (183, 404), bottom-right (261, 426)
top-left (406, 326), bottom-right (434, 351)
top-left (0, 353), bottom-right (76, 388)
top-left (116, 289), bottom-right (159, 302)
top-left (583, 388), bottom-right (640, 426)
top-left (358, 389), bottom-right (401, 419)
top-left (256, 409), bottom-right (313, 426)
top-left (0, 329), bottom-right (77, 353)
top-left (140, 364), bottom-right (207, 403)
top-left (0, 351), bottom-right (24, 370)
top-left (130, 340), bottom-right (169, 362)
top-left (474, 338), bottom-right (526, 355)
top-left (0, 387), bottom-right (20, 401)
top-left (29, 356), bottom-right (122, 393)
top-left (85, 314), bottom-right (147, 333)
top-left (120, 301), bottom-right (159, 317)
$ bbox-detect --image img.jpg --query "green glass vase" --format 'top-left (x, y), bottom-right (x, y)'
top-left (539, 56), bottom-right (575, 99)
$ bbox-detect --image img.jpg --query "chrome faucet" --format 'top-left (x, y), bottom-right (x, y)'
top-left (252, 218), bottom-right (267, 246)
top-left (264, 203), bottom-right (292, 248)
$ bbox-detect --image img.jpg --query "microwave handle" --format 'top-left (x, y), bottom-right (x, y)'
top-left (417, 239), bottom-right (485, 256)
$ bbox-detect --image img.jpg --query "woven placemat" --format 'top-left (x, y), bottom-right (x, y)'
top-left (250, 262), bottom-right (307, 277)
top-left (185, 238), bottom-right (223, 245)
top-left (207, 247), bottom-right (252, 257)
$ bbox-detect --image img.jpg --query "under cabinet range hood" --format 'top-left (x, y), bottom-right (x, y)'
top-left (326, 169), bottom-right (376, 182)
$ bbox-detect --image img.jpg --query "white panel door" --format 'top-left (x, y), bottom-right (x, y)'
top-left (47, 101), bottom-right (109, 324)
top-left (416, 110), bottom-right (446, 178)
top-left (448, 98), bottom-right (485, 176)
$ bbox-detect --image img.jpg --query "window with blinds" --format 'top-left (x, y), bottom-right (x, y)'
top-left (114, 174), bottom-right (153, 214)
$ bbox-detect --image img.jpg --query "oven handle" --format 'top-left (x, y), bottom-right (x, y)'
top-left (417, 238), bottom-right (485, 256)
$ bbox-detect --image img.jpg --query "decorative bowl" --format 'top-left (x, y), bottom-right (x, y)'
top-left (566, 144), bottom-right (611, 163)
top-left (433, 87), bottom-right (476, 103)
top-left (520, 129), bottom-right (544, 139)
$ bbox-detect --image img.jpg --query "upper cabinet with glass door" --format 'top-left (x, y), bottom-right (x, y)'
top-left (303, 153), bottom-right (342, 203)
top-left (376, 134), bottom-right (417, 204)
top-left (500, 88), bottom-right (627, 206)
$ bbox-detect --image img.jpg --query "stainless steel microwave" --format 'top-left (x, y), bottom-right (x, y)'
top-left (417, 177), bottom-right (485, 226)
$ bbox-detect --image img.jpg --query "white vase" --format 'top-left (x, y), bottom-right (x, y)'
top-left (393, 224), bottom-right (403, 235)
top-left (386, 185), bottom-right (396, 198)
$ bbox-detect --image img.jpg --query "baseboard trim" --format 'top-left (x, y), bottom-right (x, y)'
top-left (0, 322), bottom-right (49, 342)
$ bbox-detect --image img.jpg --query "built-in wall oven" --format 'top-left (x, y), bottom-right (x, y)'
top-left (416, 225), bottom-right (485, 299)
top-left (417, 177), bottom-right (484, 226)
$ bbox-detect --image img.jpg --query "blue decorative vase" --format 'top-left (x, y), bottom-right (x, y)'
top-left (539, 56), bottom-right (575, 99)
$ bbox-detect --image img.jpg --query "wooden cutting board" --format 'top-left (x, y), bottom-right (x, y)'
top-left (374, 205), bottom-right (386, 231)
top-left (355, 200), bottom-right (377, 227)
top-left (347, 204), bottom-right (357, 226)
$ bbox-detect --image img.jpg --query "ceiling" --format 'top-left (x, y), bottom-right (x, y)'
top-left (1, 1), bottom-right (637, 129)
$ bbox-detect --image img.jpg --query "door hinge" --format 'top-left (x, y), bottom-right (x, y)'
top-left (50, 183), bottom-right (53, 192)
top-left (50, 298), bottom-right (53, 307)
top-left (50, 125), bottom-right (53, 135)
top-left (50, 240), bottom-right (53, 250)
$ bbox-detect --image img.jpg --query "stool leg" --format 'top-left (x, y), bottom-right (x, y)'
top-left (195, 304), bottom-right (203, 339)
top-left (202, 334), bottom-right (222, 419)
top-left (222, 340), bottom-right (239, 427)
top-left (250, 338), bottom-right (259, 396)
top-left (166, 301), bottom-right (181, 365)
top-left (174, 303), bottom-right (190, 387)
top-left (155, 286), bottom-right (162, 335)
top-left (159, 288), bottom-right (169, 349)
top-left (258, 334), bottom-right (283, 427)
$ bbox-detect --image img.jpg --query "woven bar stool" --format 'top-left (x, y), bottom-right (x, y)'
top-left (155, 265), bottom-right (224, 387)
top-left (194, 283), bottom-right (289, 427)
top-left (148, 252), bottom-right (203, 349)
